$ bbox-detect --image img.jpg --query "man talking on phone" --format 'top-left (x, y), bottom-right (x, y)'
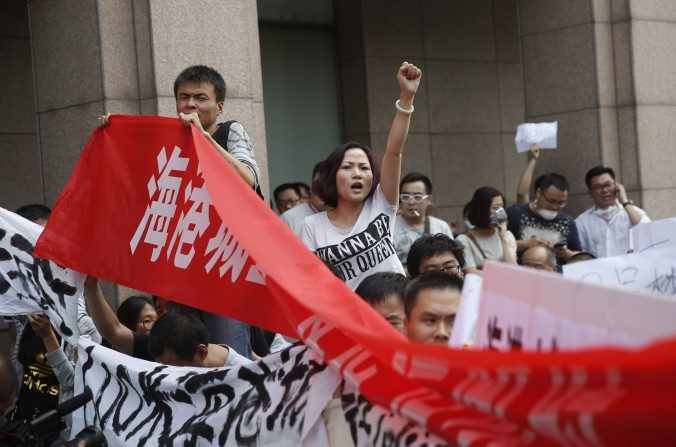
top-left (575, 166), bottom-right (650, 258)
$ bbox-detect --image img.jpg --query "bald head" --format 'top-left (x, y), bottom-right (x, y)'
top-left (522, 246), bottom-right (557, 272)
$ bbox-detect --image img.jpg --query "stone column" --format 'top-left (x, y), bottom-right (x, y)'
top-left (28, 0), bottom-right (267, 303)
top-left (622, 0), bottom-right (676, 219)
top-left (0, 1), bottom-right (42, 210)
top-left (519, 0), bottom-right (676, 218)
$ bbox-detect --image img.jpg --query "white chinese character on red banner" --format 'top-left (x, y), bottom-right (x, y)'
top-left (167, 166), bottom-right (212, 269)
top-left (204, 223), bottom-right (250, 281)
top-left (130, 146), bottom-right (189, 261)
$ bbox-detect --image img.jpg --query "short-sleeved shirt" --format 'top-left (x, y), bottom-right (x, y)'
top-left (221, 345), bottom-right (253, 368)
top-left (575, 202), bottom-right (650, 258)
top-left (217, 121), bottom-right (261, 190)
top-left (393, 215), bottom-right (454, 265)
top-left (300, 185), bottom-right (404, 290)
top-left (281, 202), bottom-right (318, 238)
top-left (506, 203), bottom-right (581, 255)
top-left (456, 230), bottom-right (517, 270)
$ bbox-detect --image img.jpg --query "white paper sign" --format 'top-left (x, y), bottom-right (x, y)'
top-left (449, 273), bottom-right (482, 348)
top-left (630, 217), bottom-right (676, 253)
top-left (562, 245), bottom-right (676, 297)
top-left (515, 121), bottom-right (558, 153)
top-left (474, 262), bottom-right (676, 352)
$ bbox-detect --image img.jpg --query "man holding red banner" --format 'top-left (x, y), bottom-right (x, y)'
top-left (97, 65), bottom-right (262, 359)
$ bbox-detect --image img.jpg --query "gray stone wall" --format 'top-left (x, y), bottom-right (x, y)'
top-left (336, 0), bottom-right (527, 227)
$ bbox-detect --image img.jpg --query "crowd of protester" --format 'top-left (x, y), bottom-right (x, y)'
top-left (0, 61), bottom-right (652, 445)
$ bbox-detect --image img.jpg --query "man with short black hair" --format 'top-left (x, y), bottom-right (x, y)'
top-left (507, 173), bottom-right (581, 263)
top-left (84, 278), bottom-right (250, 367)
top-left (98, 65), bottom-right (261, 192)
top-left (15, 204), bottom-right (51, 226)
top-left (355, 272), bottom-right (408, 334)
top-left (96, 65), bottom-right (261, 359)
top-left (575, 166), bottom-right (650, 257)
top-left (394, 172), bottom-right (454, 266)
top-left (148, 312), bottom-right (250, 367)
top-left (404, 272), bottom-right (463, 345)
top-left (406, 234), bottom-right (465, 279)
top-left (280, 162), bottom-right (328, 237)
top-left (274, 183), bottom-right (302, 214)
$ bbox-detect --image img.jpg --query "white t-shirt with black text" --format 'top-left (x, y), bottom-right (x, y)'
top-left (300, 185), bottom-right (404, 290)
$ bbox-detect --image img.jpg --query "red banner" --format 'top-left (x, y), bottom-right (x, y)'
top-left (36, 116), bottom-right (676, 446)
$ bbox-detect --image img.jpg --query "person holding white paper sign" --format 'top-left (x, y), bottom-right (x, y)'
top-left (575, 166), bottom-right (650, 258)
top-left (506, 173), bottom-right (581, 263)
top-left (515, 143), bottom-right (540, 205)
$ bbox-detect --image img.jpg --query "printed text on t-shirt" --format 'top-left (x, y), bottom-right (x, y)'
top-left (315, 214), bottom-right (395, 281)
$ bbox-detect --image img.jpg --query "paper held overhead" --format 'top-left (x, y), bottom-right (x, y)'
top-left (515, 121), bottom-right (558, 152)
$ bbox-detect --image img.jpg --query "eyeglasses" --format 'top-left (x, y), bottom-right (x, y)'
top-left (590, 181), bottom-right (616, 192)
top-left (138, 318), bottom-right (156, 329)
top-left (400, 194), bottom-right (429, 203)
top-left (540, 194), bottom-right (567, 208)
top-left (430, 264), bottom-right (462, 275)
top-left (277, 198), bottom-right (299, 208)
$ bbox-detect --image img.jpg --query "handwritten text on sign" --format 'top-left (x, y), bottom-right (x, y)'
top-left (475, 261), bottom-right (676, 352)
top-left (562, 245), bottom-right (676, 297)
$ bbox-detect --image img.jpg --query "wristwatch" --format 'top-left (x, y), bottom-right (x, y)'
top-left (621, 200), bottom-right (634, 207)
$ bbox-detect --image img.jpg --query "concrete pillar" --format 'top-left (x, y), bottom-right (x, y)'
top-left (27, 0), bottom-right (268, 303)
top-left (0, 1), bottom-right (42, 210)
top-left (624, 0), bottom-right (676, 219)
top-left (28, 0), bottom-right (268, 205)
top-left (519, 0), bottom-right (676, 218)
top-left (519, 0), bottom-right (604, 214)
top-left (335, 0), bottom-right (526, 225)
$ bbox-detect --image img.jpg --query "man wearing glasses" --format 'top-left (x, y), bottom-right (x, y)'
top-left (406, 234), bottom-right (465, 279)
top-left (394, 172), bottom-right (454, 267)
top-left (575, 166), bottom-right (650, 258)
top-left (506, 173), bottom-right (581, 263)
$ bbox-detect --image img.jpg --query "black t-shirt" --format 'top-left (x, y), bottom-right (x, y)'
top-left (506, 203), bottom-right (581, 255)
top-left (9, 349), bottom-right (59, 421)
top-left (132, 332), bottom-right (153, 362)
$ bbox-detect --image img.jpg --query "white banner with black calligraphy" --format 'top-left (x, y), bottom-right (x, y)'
top-left (72, 340), bottom-right (341, 446)
top-left (0, 207), bottom-right (82, 343)
top-left (72, 340), bottom-right (449, 447)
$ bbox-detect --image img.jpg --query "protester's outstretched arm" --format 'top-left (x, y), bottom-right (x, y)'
top-left (380, 62), bottom-right (422, 205)
top-left (179, 113), bottom-right (256, 187)
top-left (84, 277), bottom-right (134, 356)
top-left (516, 143), bottom-right (540, 205)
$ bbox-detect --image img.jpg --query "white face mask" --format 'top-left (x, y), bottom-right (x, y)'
top-left (463, 219), bottom-right (475, 230)
top-left (594, 205), bottom-right (619, 220)
top-left (537, 208), bottom-right (558, 221)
